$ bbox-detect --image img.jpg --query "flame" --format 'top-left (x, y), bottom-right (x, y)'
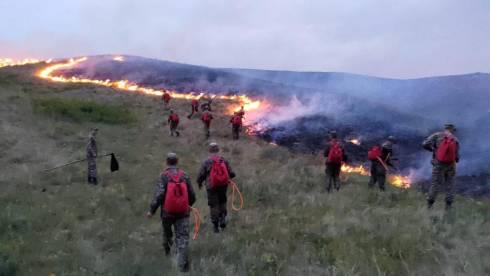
top-left (113, 56), bottom-right (124, 62)
top-left (347, 139), bottom-right (361, 145)
top-left (0, 58), bottom-right (44, 68)
top-left (36, 57), bottom-right (266, 116)
top-left (341, 163), bottom-right (411, 188)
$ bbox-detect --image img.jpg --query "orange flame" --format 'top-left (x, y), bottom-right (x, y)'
top-left (36, 57), bottom-right (265, 117)
top-left (347, 139), bottom-right (361, 145)
top-left (0, 58), bottom-right (45, 68)
top-left (341, 163), bottom-right (411, 188)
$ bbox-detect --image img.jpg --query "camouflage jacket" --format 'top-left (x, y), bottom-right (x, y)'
top-left (323, 139), bottom-right (348, 163)
top-left (422, 131), bottom-right (460, 163)
top-left (197, 154), bottom-right (236, 189)
top-left (149, 166), bottom-right (196, 219)
top-left (86, 137), bottom-right (97, 158)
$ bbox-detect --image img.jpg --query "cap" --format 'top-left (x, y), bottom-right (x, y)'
top-left (444, 124), bottom-right (456, 131)
top-left (209, 142), bottom-right (219, 153)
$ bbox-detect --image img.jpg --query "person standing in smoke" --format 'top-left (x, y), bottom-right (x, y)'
top-left (324, 131), bottom-right (347, 192)
top-left (86, 128), bottom-right (98, 185)
top-left (368, 136), bottom-right (396, 191)
top-left (162, 91), bottom-right (171, 109)
top-left (230, 112), bottom-right (242, 140)
top-left (422, 124), bottom-right (459, 210)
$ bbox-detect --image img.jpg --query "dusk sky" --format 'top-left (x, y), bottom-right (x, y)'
top-left (1, 0), bottom-right (489, 78)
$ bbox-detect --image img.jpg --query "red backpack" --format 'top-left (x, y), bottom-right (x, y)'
top-left (202, 112), bottom-right (212, 123)
top-left (368, 145), bottom-right (382, 161)
top-left (192, 99), bottom-right (199, 107)
top-left (209, 156), bottom-right (230, 188)
top-left (232, 116), bottom-right (242, 126)
top-left (163, 93), bottom-right (171, 102)
top-left (170, 114), bottom-right (179, 124)
top-left (327, 140), bottom-right (343, 164)
top-left (163, 170), bottom-right (189, 214)
top-left (436, 136), bottom-right (457, 163)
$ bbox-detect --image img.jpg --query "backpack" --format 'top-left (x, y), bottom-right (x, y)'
top-left (209, 156), bottom-right (230, 188)
top-left (192, 99), bottom-right (199, 107)
top-left (368, 145), bottom-right (382, 161)
top-left (163, 170), bottom-right (189, 214)
top-left (202, 112), bottom-right (211, 123)
top-left (436, 136), bottom-right (457, 163)
top-left (327, 140), bottom-right (343, 164)
top-left (163, 93), bottom-right (171, 102)
top-left (170, 114), bottom-right (179, 124)
top-left (232, 116), bottom-right (242, 126)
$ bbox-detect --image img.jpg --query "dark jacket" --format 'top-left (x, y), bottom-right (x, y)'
top-left (422, 131), bottom-right (460, 163)
top-left (378, 140), bottom-right (394, 167)
top-left (323, 139), bottom-right (348, 164)
top-left (149, 166), bottom-right (196, 219)
top-left (197, 154), bottom-right (236, 189)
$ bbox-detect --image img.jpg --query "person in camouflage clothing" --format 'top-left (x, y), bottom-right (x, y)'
top-left (86, 128), bottom-right (98, 185)
top-left (422, 124), bottom-right (460, 210)
top-left (147, 153), bottom-right (196, 272)
top-left (368, 136), bottom-right (397, 191)
top-left (197, 143), bottom-right (236, 233)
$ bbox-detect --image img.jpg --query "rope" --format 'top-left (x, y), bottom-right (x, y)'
top-left (190, 207), bottom-right (201, 240)
top-left (229, 181), bottom-right (244, 211)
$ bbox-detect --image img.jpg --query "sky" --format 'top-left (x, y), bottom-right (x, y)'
top-left (1, 0), bottom-right (489, 78)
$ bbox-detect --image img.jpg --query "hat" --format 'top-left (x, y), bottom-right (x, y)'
top-left (167, 152), bottom-right (177, 159)
top-left (209, 142), bottom-right (219, 153)
top-left (387, 135), bottom-right (397, 142)
top-left (329, 130), bottom-right (338, 138)
top-left (444, 124), bottom-right (456, 131)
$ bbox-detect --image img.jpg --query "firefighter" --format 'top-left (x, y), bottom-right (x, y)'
top-left (147, 153), bottom-right (196, 272)
top-left (168, 110), bottom-right (180, 137)
top-left (187, 98), bottom-right (199, 119)
top-left (324, 131), bottom-right (347, 192)
top-left (230, 112), bottom-right (242, 140)
top-left (201, 110), bottom-right (213, 139)
top-left (197, 143), bottom-right (236, 233)
top-left (201, 97), bottom-right (213, 112)
top-left (368, 136), bottom-right (396, 191)
top-left (162, 91), bottom-right (171, 108)
top-left (422, 124), bottom-right (460, 210)
top-left (237, 106), bottom-right (245, 119)
top-left (86, 128), bottom-right (98, 185)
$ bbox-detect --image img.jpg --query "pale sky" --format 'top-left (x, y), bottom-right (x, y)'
top-left (1, 0), bottom-right (489, 78)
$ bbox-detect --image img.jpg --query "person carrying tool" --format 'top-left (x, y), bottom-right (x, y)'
top-left (197, 143), bottom-right (236, 233)
top-left (168, 110), bottom-right (180, 137)
top-left (230, 112), bottom-right (242, 140)
top-left (188, 99), bottom-right (199, 119)
top-left (324, 131), bottom-right (347, 192)
top-left (201, 110), bottom-right (213, 139)
top-left (201, 97), bottom-right (213, 112)
top-left (422, 124), bottom-right (460, 210)
top-left (86, 128), bottom-right (98, 185)
top-left (368, 135), bottom-right (396, 191)
top-left (147, 153), bottom-right (196, 273)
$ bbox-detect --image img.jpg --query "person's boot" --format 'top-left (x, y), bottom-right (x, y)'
top-left (213, 222), bottom-right (220, 233)
top-left (163, 244), bottom-right (171, 256)
top-left (180, 262), bottom-right (190, 273)
top-left (445, 201), bottom-right (452, 211)
top-left (176, 131), bottom-right (180, 137)
top-left (219, 216), bottom-right (227, 230)
top-left (92, 177), bottom-right (98, 185)
top-left (427, 199), bottom-right (435, 209)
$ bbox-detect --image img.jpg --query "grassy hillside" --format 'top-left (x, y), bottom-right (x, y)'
top-left (0, 65), bottom-right (489, 276)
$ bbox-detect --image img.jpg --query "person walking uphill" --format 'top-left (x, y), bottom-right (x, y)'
top-left (168, 110), bottom-right (180, 137)
top-left (422, 124), bottom-right (460, 210)
top-left (368, 136), bottom-right (397, 191)
top-left (187, 99), bottom-right (199, 119)
top-left (197, 143), bottom-right (236, 233)
top-left (324, 131), bottom-right (347, 192)
top-left (146, 153), bottom-right (196, 272)
top-left (86, 128), bottom-right (98, 185)
top-left (201, 110), bottom-right (213, 139)
top-left (162, 91), bottom-right (171, 109)
top-left (230, 112), bottom-right (242, 140)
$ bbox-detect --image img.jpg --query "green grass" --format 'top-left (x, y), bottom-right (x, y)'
top-left (0, 64), bottom-right (489, 275)
top-left (33, 98), bottom-right (136, 124)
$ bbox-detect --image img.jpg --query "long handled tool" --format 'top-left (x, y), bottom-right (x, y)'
top-left (43, 153), bottom-right (119, 172)
top-left (190, 207), bottom-right (202, 240)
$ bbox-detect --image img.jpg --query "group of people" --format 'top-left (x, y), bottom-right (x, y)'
top-left (163, 92), bottom-right (245, 140)
top-left (146, 143), bottom-right (236, 272)
top-left (86, 92), bottom-right (461, 272)
top-left (323, 123), bottom-right (460, 210)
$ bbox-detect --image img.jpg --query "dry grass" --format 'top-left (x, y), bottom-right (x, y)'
top-left (0, 65), bottom-right (489, 276)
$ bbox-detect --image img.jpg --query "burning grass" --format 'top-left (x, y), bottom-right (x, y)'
top-left (1, 63), bottom-right (489, 275)
top-left (33, 98), bottom-right (136, 124)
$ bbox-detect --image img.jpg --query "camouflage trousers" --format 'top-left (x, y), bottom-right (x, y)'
top-left (232, 125), bottom-right (240, 140)
top-left (203, 123), bottom-right (210, 139)
top-left (427, 162), bottom-right (456, 206)
top-left (169, 123), bottom-right (180, 137)
top-left (325, 163), bottom-right (341, 192)
top-left (207, 186), bottom-right (228, 227)
top-left (368, 161), bottom-right (386, 190)
top-left (87, 157), bottom-right (97, 184)
top-left (162, 217), bottom-right (190, 271)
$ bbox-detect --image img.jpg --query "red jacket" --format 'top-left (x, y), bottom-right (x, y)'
top-left (163, 93), bottom-right (171, 103)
